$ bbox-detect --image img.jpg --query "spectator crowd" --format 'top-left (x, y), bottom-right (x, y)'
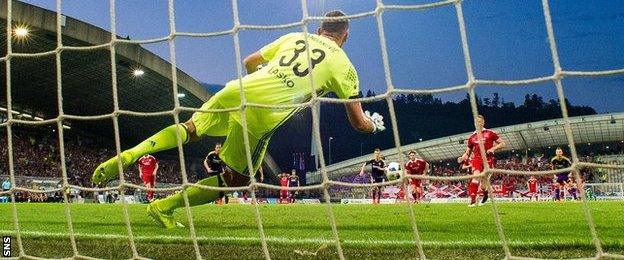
top-left (2, 125), bottom-right (622, 202)
top-left (0, 126), bottom-right (203, 202)
top-left (337, 146), bottom-right (623, 200)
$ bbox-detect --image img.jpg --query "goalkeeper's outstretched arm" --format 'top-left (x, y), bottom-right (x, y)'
top-left (243, 51), bottom-right (266, 74)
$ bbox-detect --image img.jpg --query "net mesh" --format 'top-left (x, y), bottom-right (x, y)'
top-left (1, 0), bottom-right (624, 259)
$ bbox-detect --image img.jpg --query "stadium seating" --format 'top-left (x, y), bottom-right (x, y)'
top-left (0, 126), bottom-right (201, 202)
top-left (328, 151), bottom-right (623, 200)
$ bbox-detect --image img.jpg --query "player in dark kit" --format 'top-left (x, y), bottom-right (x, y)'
top-left (550, 147), bottom-right (571, 201)
top-left (204, 143), bottom-right (224, 176)
top-left (288, 169), bottom-right (300, 203)
top-left (458, 115), bottom-right (506, 207)
top-left (359, 148), bottom-right (386, 204)
top-left (203, 143), bottom-right (228, 204)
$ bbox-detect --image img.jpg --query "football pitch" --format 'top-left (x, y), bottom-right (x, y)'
top-left (0, 201), bottom-right (622, 259)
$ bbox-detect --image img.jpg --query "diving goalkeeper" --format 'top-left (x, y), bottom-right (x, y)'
top-left (91, 10), bottom-right (386, 228)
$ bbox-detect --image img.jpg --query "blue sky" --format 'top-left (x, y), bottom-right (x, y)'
top-left (20, 0), bottom-right (624, 113)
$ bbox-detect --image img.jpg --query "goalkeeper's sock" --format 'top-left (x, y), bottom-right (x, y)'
top-left (126, 124), bottom-right (189, 163)
top-left (156, 175), bottom-right (224, 212)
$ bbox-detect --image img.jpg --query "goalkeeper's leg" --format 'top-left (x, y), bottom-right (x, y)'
top-left (91, 123), bottom-right (191, 185)
top-left (148, 169), bottom-right (250, 228)
top-left (148, 120), bottom-right (270, 228)
top-left (92, 97), bottom-right (229, 186)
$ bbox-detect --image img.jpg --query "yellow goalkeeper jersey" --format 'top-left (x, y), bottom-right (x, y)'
top-left (216, 32), bottom-right (360, 134)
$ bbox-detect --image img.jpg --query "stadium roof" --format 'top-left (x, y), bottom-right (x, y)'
top-left (0, 1), bottom-right (213, 154)
top-left (307, 113), bottom-right (624, 183)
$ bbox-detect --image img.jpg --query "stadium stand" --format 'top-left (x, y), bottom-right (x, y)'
top-left (324, 144), bottom-right (623, 200)
top-left (0, 125), bottom-right (200, 202)
top-left (308, 113), bottom-right (624, 183)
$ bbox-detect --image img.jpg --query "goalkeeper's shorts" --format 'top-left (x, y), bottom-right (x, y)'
top-left (191, 88), bottom-right (295, 177)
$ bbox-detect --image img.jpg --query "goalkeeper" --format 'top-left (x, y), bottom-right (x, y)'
top-left (91, 10), bottom-right (386, 228)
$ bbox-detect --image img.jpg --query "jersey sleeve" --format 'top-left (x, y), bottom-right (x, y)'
top-left (331, 63), bottom-right (360, 100)
top-left (489, 130), bottom-right (500, 142)
top-left (259, 33), bottom-right (295, 61)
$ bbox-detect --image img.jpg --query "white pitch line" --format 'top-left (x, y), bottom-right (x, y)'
top-left (0, 230), bottom-right (598, 247)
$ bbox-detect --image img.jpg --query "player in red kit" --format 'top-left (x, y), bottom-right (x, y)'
top-left (527, 176), bottom-right (539, 201)
top-left (278, 172), bottom-right (290, 204)
top-left (138, 154), bottom-right (159, 202)
top-left (458, 115), bottom-right (506, 207)
top-left (503, 177), bottom-right (516, 198)
top-left (404, 150), bottom-right (429, 203)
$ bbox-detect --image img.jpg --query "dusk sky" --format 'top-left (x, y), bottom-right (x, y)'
top-left (20, 0), bottom-right (624, 113)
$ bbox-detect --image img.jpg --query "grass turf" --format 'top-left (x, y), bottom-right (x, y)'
top-left (0, 201), bottom-right (622, 259)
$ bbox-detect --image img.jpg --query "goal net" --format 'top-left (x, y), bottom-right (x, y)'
top-left (1, 0), bottom-right (623, 259)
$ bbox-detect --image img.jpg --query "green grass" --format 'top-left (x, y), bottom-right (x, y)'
top-left (0, 201), bottom-right (622, 259)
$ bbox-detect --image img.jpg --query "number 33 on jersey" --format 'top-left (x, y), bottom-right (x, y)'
top-left (227, 32), bottom-right (360, 107)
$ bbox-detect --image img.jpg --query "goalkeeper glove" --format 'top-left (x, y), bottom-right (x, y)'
top-left (364, 110), bottom-right (386, 134)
